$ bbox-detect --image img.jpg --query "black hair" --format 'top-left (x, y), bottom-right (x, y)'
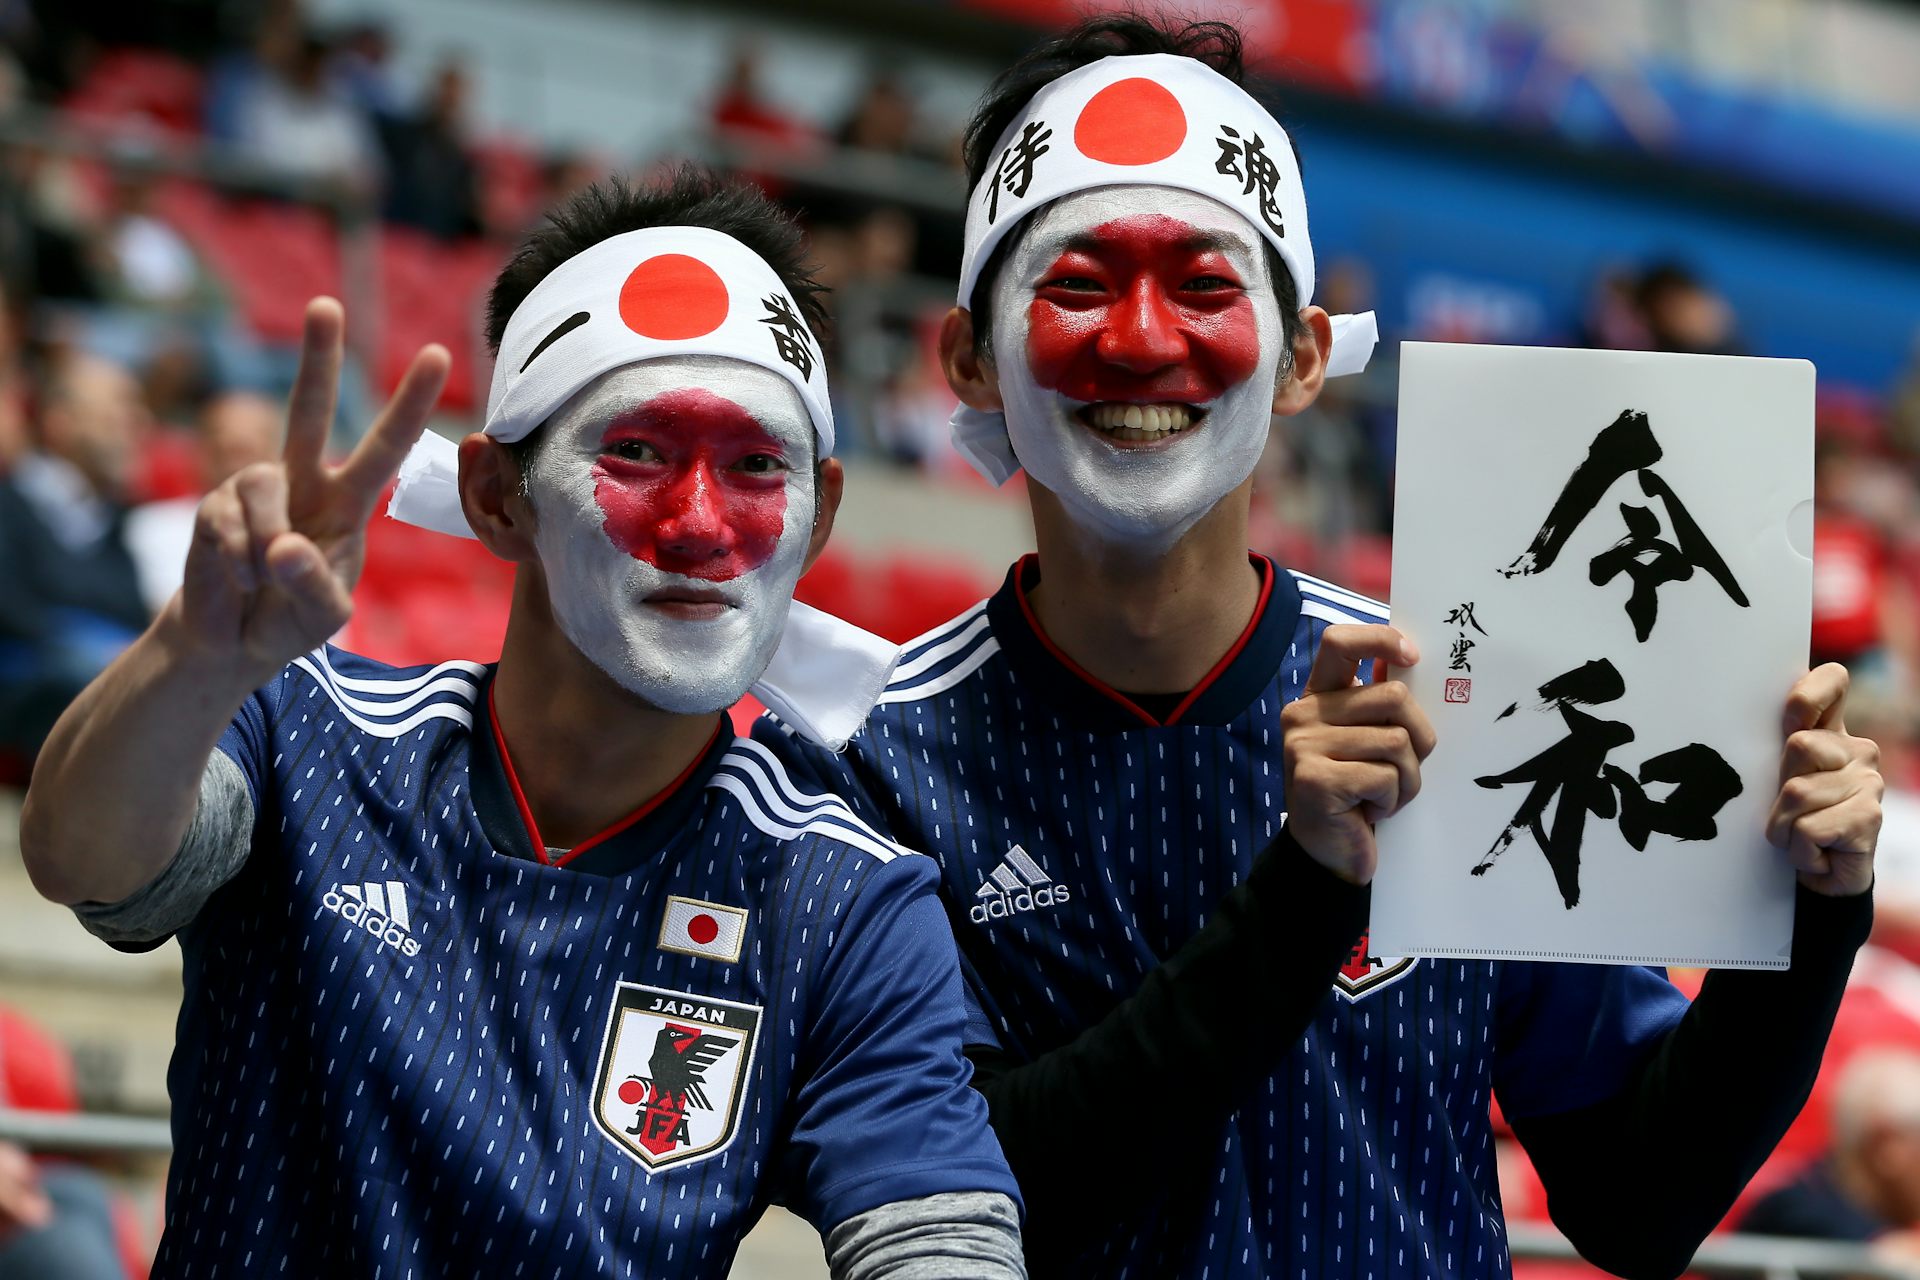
top-left (962, 13), bottom-right (1303, 361)
top-left (485, 166), bottom-right (827, 355)
top-left (486, 166), bottom-right (829, 478)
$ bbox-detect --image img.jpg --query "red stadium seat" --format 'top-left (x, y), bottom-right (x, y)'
top-left (60, 48), bottom-right (204, 137)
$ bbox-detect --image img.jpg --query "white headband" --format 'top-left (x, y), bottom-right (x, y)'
top-left (950, 53), bottom-right (1378, 485)
top-left (486, 225), bottom-right (833, 452)
top-left (387, 225), bottom-right (896, 750)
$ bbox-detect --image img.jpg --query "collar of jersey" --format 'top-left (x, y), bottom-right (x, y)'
top-left (987, 552), bottom-right (1301, 733)
top-left (470, 670), bottom-right (732, 877)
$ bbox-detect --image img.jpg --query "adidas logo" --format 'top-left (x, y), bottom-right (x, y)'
top-left (969, 846), bottom-right (1070, 924)
top-left (322, 880), bottom-right (423, 957)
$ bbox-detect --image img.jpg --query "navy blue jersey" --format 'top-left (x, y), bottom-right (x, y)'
top-left (754, 555), bottom-right (1692, 1280)
top-left (140, 646), bottom-right (1014, 1278)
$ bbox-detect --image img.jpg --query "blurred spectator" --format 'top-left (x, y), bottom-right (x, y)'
top-left (1742, 1049), bottom-right (1920, 1262)
top-left (226, 30), bottom-right (380, 196)
top-left (90, 168), bottom-right (219, 312)
top-left (125, 388), bottom-right (279, 611)
top-left (0, 1006), bottom-right (126, 1279)
top-left (836, 68), bottom-right (937, 162)
top-left (1635, 261), bottom-right (1740, 355)
top-left (1578, 266), bottom-right (1652, 350)
top-left (1812, 438), bottom-right (1918, 700)
top-left (330, 19), bottom-right (400, 123)
top-left (0, 143), bottom-right (101, 304)
top-left (0, 353), bottom-right (150, 758)
top-left (710, 42), bottom-right (807, 146)
top-left (202, 1), bottom-right (300, 145)
top-left (380, 60), bottom-right (482, 240)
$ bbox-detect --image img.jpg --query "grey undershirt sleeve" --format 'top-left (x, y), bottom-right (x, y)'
top-left (71, 749), bottom-right (256, 945)
top-left (824, 1191), bottom-right (1026, 1280)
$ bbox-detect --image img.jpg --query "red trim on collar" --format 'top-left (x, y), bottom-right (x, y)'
top-left (485, 682), bottom-right (722, 869)
top-left (1011, 553), bottom-right (1274, 729)
top-left (1165, 555), bottom-right (1274, 726)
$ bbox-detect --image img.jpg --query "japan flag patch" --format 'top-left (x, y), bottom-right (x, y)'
top-left (658, 896), bottom-right (748, 964)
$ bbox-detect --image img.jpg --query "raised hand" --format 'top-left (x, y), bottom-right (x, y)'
top-left (1281, 624), bottom-right (1437, 884)
top-left (1766, 663), bottom-right (1882, 898)
top-left (178, 298), bottom-right (450, 683)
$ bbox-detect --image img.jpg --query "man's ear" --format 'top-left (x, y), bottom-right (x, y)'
top-left (459, 433), bottom-right (538, 563)
top-left (938, 307), bottom-right (1004, 412)
top-left (1273, 305), bottom-right (1333, 419)
top-left (802, 458), bottom-right (843, 575)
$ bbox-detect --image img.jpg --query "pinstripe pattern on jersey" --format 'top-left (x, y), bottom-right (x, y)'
top-left (758, 564), bottom-right (1521, 1280)
top-left (148, 651), bottom-right (1002, 1279)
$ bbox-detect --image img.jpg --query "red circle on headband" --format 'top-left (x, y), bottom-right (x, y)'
top-left (619, 254), bottom-right (729, 340)
top-left (1074, 78), bottom-right (1186, 166)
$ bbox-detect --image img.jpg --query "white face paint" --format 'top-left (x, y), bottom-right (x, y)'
top-left (525, 355), bottom-right (816, 714)
top-left (987, 185), bottom-right (1287, 551)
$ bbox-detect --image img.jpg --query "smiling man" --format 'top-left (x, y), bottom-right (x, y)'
top-left (753, 16), bottom-right (1882, 1279)
top-left (20, 173), bottom-right (1023, 1278)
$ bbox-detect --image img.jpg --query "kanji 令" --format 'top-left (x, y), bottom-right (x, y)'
top-left (1501, 410), bottom-right (1748, 641)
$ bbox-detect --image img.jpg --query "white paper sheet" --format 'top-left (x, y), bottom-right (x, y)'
top-left (1370, 343), bottom-right (1813, 969)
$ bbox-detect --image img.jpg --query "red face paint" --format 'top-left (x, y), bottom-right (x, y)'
top-left (590, 388), bottom-right (789, 581)
top-left (1025, 214), bottom-right (1262, 405)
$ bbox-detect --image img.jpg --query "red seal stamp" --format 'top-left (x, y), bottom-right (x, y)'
top-left (1444, 678), bottom-right (1471, 704)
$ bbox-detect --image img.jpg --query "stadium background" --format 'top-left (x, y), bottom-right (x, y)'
top-left (3, 0), bottom-right (1920, 1274)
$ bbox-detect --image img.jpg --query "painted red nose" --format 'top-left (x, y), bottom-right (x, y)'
top-left (1095, 277), bottom-right (1190, 373)
top-left (654, 462), bottom-right (738, 568)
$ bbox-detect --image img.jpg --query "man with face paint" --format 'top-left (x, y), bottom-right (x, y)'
top-left (20, 172), bottom-right (1026, 1278)
top-left (752, 17), bottom-right (1883, 1279)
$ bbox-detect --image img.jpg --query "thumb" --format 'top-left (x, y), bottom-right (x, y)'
top-left (265, 534), bottom-right (354, 633)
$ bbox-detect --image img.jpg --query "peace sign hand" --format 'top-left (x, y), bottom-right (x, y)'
top-left (178, 298), bottom-right (450, 684)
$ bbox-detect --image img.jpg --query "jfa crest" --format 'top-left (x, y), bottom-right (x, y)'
top-left (1333, 930), bottom-right (1417, 1002)
top-left (591, 983), bottom-right (761, 1170)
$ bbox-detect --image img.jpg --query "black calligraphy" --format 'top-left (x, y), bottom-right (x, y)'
top-left (987, 121), bottom-right (1053, 224)
top-left (1214, 125), bottom-right (1286, 237)
top-left (1445, 600), bottom-right (1486, 673)
top-left (1501, 410), bottom-right (1748, 641)
top-left (758, 293), bottom-right (816, 380)
top-left (1472, 659), bottom-right (1742, 909)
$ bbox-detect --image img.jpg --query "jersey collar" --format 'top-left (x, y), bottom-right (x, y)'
top-left (470, 670), bottom-right (732, 877)
top-left (987, 552), bottom-right (1302, 733)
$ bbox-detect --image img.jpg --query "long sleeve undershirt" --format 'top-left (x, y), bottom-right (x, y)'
top-left (967, 821), bottom-right (1869, 1278)
top-left (966, 825), bottom-right (1370, 1274)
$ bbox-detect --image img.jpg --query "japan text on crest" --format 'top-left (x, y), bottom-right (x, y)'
top-left (590, 982), bottom-right (762, 1171)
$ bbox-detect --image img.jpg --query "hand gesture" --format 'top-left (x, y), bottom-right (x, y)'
top-left (1767, 663), bottom-right (1882, 898)
top-left (1281, 625), bottom-right (1438, 884)
top-left (178, 298), bottom-right (449, 683)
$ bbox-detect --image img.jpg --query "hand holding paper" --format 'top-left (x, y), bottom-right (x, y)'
top-left (1280, 623), bottom-right (1436, 885)
top-left (1769, 663), bottom-right (1883, 898)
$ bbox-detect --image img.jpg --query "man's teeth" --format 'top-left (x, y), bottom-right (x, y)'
top-left (1084, 403), bottom-right (1195, 441)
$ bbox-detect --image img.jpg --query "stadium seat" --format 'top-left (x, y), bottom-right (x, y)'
top-left (60, 48), bottom-right (204, 137)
